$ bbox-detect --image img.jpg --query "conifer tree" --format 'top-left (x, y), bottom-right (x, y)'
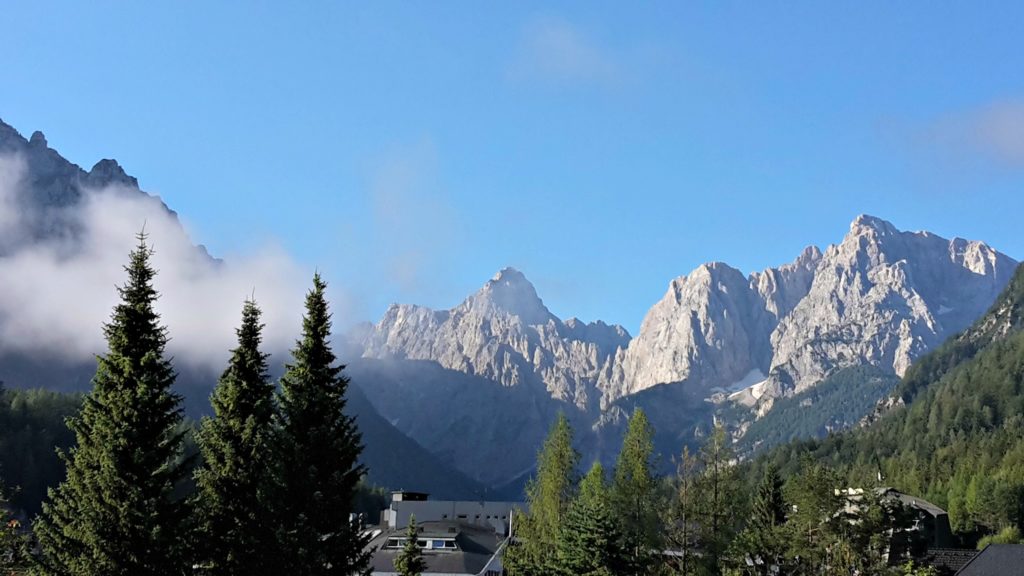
top-left (194, 299), bottom-right (280, 575)
top-left (611, 408), bottom-right (660, 575)
top-left (505, 413), bottom-right (579, 576)
top-left (554, 463), bottom-right (627, 576)
top-left (731, 465), bottom-right (786, 575)
top-left (665, 446), bottom-right (701, 576)
top-left (274, 274), bottom-right (369, 575)
top-left (33, 234), bottom-right (191, 576)
top-left (393, 515), bottom-right (426, 576)
top-left (694, 425), bottom-right (742, 573)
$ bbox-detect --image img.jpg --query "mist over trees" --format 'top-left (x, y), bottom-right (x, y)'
top-left (0, 237), bottom-right (369, 576)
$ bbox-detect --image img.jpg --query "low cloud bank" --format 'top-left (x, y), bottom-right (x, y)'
top-left (0, 154), bottom-right (312, 372)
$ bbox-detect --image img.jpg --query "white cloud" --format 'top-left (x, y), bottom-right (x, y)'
top-left (0, 153), bottom-right (312, 371)
top-left (969, 100), bottom-right (1024, 167)
top-left (924, 98), bottom-right (1024, 169)
top-left (508, 16), bottom-right (618, 86)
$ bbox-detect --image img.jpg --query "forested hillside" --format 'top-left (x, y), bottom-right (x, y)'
top-left (757, 263), bottom-right (1024, 541)
top-left (736, 365), bottom-right (900, 455)
top-left (0, 387), bottom-right (80, 516)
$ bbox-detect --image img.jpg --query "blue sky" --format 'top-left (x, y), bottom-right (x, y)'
top-left (3, 2), bottom-right (1024, 333)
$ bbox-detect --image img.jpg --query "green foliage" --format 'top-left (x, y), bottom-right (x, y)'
top-left (738, 366), bottom-right (899, 454)
top-left (976, 525), bottom-right (1023, 549)
top-left (729, 465), bottom-right (786, 575)
top-left (505, 413), bottom-right (579, 576)
top-left (394, 515), bottom-right (426, 576)
top-left (274, 274), bottom-right (370, 575)
top-left (33, 235), bottom-right (192, 576)
top-left (612, 408), bottom-right (662, 575)
top-left (194, 300), bottom-right (281, 575)
top-left (0, 387), bottom-right (81, 516)
top-left (692, 425), bottom-right (744, 574)
top-left (0, 491), bottom-right (30, 573)
top-left (554, 463), bottom-right (628, 576)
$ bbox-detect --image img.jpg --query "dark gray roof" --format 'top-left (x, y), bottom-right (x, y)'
top-left (957, 544), bottom-right (1024, 576)
top-left (923, 548), bottom-right (978, 574)
top-left (878, 488), bottom-right (948, 518)
top-left (364, 521), bottom-right (504, 575)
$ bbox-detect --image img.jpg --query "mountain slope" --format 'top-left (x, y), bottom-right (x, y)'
top-left (600, 215), bottom-right (1016, 413)
top-left (361, 267), bottom-right (630, 412)
top-left (759, 262), bottom-right (1024, 535)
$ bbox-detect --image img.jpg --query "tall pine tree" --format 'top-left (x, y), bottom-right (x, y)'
top-left (274, 274), bottom-right (369, 575)
top-left (33, 234), bottom-right (191, 576)
top-left (611, 408), bottom-right (660, 575)
top-left (554, 462), bottom-right (627, 576)
top-left (505, 413), bottom-right (579, 576)
top-left (194, 299), bottom-right (280, 575)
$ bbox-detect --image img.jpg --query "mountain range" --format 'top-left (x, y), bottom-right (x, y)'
top-left (0, 117), bottom-right (1019, 497)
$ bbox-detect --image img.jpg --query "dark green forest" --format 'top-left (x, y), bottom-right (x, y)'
top-left (0, 387), bottom-right (80, 516)
top-left (736, 365), bottom-right (900, 455)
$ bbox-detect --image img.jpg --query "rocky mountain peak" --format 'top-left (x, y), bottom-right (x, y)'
top-left (849, 214), bottom-right (900, 237)
top-left (470, 267), bottom-right (553, 325)
top-left (29, 131), bottom-right (48, 148)
top-left (85, 158), bottom-right (139, 189)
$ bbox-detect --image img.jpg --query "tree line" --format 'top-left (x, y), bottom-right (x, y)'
top-left (505, 410), bottom-right (940, 576)
top-left (2, 234), bottom-right (370, 576)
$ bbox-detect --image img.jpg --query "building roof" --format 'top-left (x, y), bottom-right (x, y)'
top-left (957, 544), bottom-right (1024, 576)
top-left (923, 548), bottom-right (978, 574)
top-left (365, 520), bottom-right (504, 576)
top-left (879, 488), bottom-right (948, 518)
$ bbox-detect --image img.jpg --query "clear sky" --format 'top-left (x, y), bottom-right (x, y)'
top-left (3, 2), bottom-right (1023, 333)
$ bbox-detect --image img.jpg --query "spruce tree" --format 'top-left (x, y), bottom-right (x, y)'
top-left (505, 413), bottom-right (579, 576)
top-left (194, 299), bottom-right (280, 575)
top-left (554, 463), bottom-right (627, 576)
top-left (33, 234), bottom-right (191, 576)
top-left (274, 274), bottom-right (369, 575)
top-left (611, 408), bottom-right (660, 575)
top-left (393, 515), bottom-right (426, 576)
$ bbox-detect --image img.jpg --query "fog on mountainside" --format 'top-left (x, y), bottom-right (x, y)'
top-left (0, 120), bottom-right (309, 374)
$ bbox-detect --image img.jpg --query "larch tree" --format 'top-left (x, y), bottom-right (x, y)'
top-left (33, 234), bottom-right (192, 576)
top-left (194, 299), bottom-right (281, 575)
top-left (274, 274), bottom-right (369, 575)
top-left (694, 424), bottom-right (743, 574)
top-left (611, 408), bottom-right (660, 575)
top-left (505, 413), bottom-right (579, 576)
top-left (554, 462), bottom-right (627, 576)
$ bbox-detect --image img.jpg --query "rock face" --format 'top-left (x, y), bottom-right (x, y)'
top-left (0, 118), bottom-right (164, 252)
top-left (766, 215), bottom-right (1017, 397)
top-left (599, 246), bottom-right (822, 402)
top-left (362, 267), bottom-right (630, 412)
top-left (599, 215), bottom-right (1017, 408)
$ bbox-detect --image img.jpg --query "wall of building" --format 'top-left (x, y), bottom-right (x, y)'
top-left (384, 500), bottom-right (524, 536)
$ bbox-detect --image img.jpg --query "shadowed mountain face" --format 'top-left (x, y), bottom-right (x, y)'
top-left (0, 118), bottom-right (484, 499)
